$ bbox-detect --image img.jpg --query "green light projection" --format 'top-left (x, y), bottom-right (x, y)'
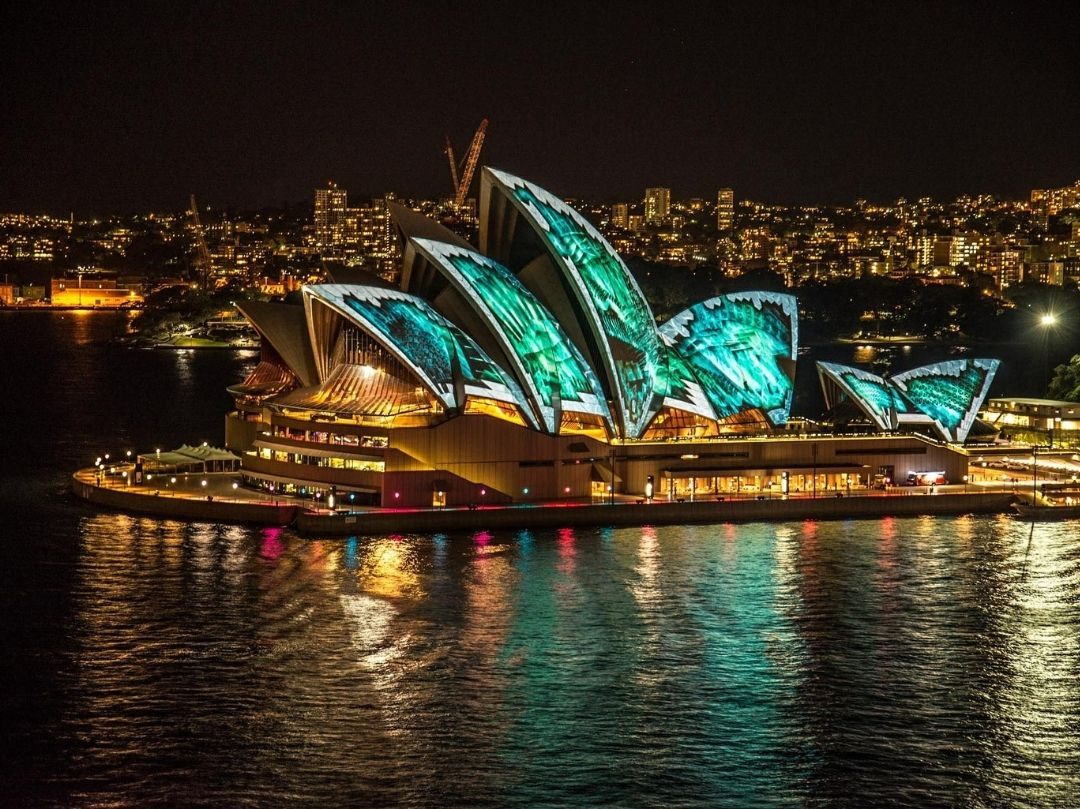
top-left (660, 343), bottom-right (717, 421)
top-left (893, 359), bottom-right (999, 442)
top-left (661, 293), bottom-right (799, 425)
top-left (818, 359), bottom-right (999, 442)
top-left (308, 284), bottom-right (533, 423)
top-left (411, 239), bottom-right (611, 434)
top-left (490, 169), bottom-right (662, 438)
top-left (818, 362), bottom-right (915, 431)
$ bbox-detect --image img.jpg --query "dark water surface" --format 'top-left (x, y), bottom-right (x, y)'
top-left (2, 312), bottom-right (1079, 807)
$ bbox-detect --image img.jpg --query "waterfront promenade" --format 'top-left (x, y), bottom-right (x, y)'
top-left (71, 467), bottom-right (300, 525)
top-left (73, 465), bottom-right (1019, 535)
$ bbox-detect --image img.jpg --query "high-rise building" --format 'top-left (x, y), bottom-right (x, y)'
top-left (716, 188), bottom-right (734, 232)
top-left (644, 187), bottom-right (671, 224)
top-left (977, 245), bottom-right (1022, 289)
top-left (314, 182), bottom-right (348, 255)
top-left (611, 203), bottom-right (629, 230)
top-left (913, 232), bottom-right (934, 269)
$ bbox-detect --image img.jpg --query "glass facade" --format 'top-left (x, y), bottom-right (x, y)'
top-left (410, 239), bottom-right (610, 434)
top-left (661, 292), bottom-right (799, 425)
top-left (488, 169), bottom-right (662, 439)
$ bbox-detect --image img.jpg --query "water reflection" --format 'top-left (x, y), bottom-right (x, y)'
top-left (28, 513), bottom-right (1080, 805)
top-left (989, 523), bottom-right (1080, 803)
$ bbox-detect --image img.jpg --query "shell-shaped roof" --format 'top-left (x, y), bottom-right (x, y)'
top-left (303, 284), bottom-right (536, 428)
top-left (409, 238), bottom-right (611, 434)
top-left (660, 292), bottom-right (799, 426)
top-left (817, 361), bottom-right (917, 431)
top-left (892, 359), bottom-right (1000, 442)
top-left (483, 168), bottom-right (664, 439)
top-left (817, 359), bottom-right (999, 442)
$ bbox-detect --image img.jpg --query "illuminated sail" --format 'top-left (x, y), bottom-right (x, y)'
top-left (892, 359), bottom-right (1000, 442)
top-left (817, 359), bottom-right (999, 441)
top-left (484, 168), bottom-right (663, 438)
top-left (661, 292), bottom-right (799, 425)
top-left (409, 238), bottom-right (611, 434)
top-left (304, 284), bottom-right (534, 426)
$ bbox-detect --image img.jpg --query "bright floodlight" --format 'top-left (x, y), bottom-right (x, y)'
top-left (1040, 313), bottom-right (1057, 326)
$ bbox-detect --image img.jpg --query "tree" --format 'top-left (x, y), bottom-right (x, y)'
top-left (1048, 354), bottom-right (1080, 401)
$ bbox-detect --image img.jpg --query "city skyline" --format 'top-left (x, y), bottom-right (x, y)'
top-left (2, 4), bottom-right (1078, 212)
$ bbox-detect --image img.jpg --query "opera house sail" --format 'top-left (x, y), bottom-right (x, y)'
top-left (224, 166), bottom-right (988, 507)
top-left (817, 359), bottom-right (1000, 442)
top-left (480, 168), bottom-right (666, 439)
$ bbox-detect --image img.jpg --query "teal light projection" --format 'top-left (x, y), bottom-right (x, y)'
top-left (817, 359), bottom-right (999, 442)
top-left (660, 343), bottom-right (717, 421)
top-left (307, 284), bottom-right (533, 423)
top-left (893, 359), bottom-right (999, 442)
top-left (488, 169), bottom-right (662, 439)
top-left (661, 293), bottom-right (799, 425)
top-left (817, 362), bottom-right (914, 431)
top-left (410, 239), bottom-right (611, 434)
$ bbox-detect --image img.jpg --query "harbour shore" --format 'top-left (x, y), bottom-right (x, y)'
top-left (73, 467), bottom-right (1018, 535)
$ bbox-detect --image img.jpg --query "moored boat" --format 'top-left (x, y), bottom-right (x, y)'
top-left (1013, 502), bottom-right (1080, 521)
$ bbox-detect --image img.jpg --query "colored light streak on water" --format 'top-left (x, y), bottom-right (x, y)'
top-left (430, 533), bottom-right (447, 570)
top-left (462, 532), bottom-right (519, 680)
top-left (876, 516), bottom-right (899, 584)
top-left (514, 529), bottom-right (533, 559)
top-left (992, 521), bottom-right (1080, 805)
top-left (260, 526), bottom-right (284, 561)
top-left (343, 536), bottom-right (359, 571)
top-left (556, 527), bottom-right (576, 578)
top-left (356, 536), bottom-right (424, 600)
top-left (305, 540), bottom-right (334, 577)
top-left (631, 525), bottom-right (663, 654)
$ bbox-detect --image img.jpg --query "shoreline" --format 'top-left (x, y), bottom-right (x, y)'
top-left (72, 468), bottom-right (1020, 536)
top-left (295, 491), bottom-right (1017, 536)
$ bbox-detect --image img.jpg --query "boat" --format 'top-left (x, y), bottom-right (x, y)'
top-left (1012, 502), bottom-right (1080, 521)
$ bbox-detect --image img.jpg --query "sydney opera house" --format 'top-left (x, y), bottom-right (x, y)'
top-left (224, 168), bottom-right (999, 507)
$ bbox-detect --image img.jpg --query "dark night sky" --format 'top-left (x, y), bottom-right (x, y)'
top-left (2, 2), bottom-right (1078, 213)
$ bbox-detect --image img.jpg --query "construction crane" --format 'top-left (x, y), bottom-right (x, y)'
top-left (443, 118), bottom-right (488, 209)
top-left (188, 194), bottom-right (213, 290)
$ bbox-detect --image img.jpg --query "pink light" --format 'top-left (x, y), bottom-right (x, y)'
top-left (480, 488), bottom-right (486, 496)
top-left (564, 486), bottom-right (571, 493)
top-left (260, 527), bottom-right (284, 560)
top-left (394, 492), bottom-right (400, 499)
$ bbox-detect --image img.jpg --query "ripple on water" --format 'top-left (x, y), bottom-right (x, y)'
top-left (4, 313), bottom-right (1080, 807)
top-left (3, 517), bottom-right (1064, 805)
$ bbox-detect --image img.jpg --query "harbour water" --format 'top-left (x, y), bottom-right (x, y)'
top-left (3, 311), bottom-right (1079, 806)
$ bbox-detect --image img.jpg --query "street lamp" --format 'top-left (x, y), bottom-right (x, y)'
top-left (1039, 312), bottom-right (1058, 395)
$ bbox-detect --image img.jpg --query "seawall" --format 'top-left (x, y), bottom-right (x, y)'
top-left (72, 474), bottom-right (298, 525)
top-left (296, 492), bottom-right (1017, 536)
